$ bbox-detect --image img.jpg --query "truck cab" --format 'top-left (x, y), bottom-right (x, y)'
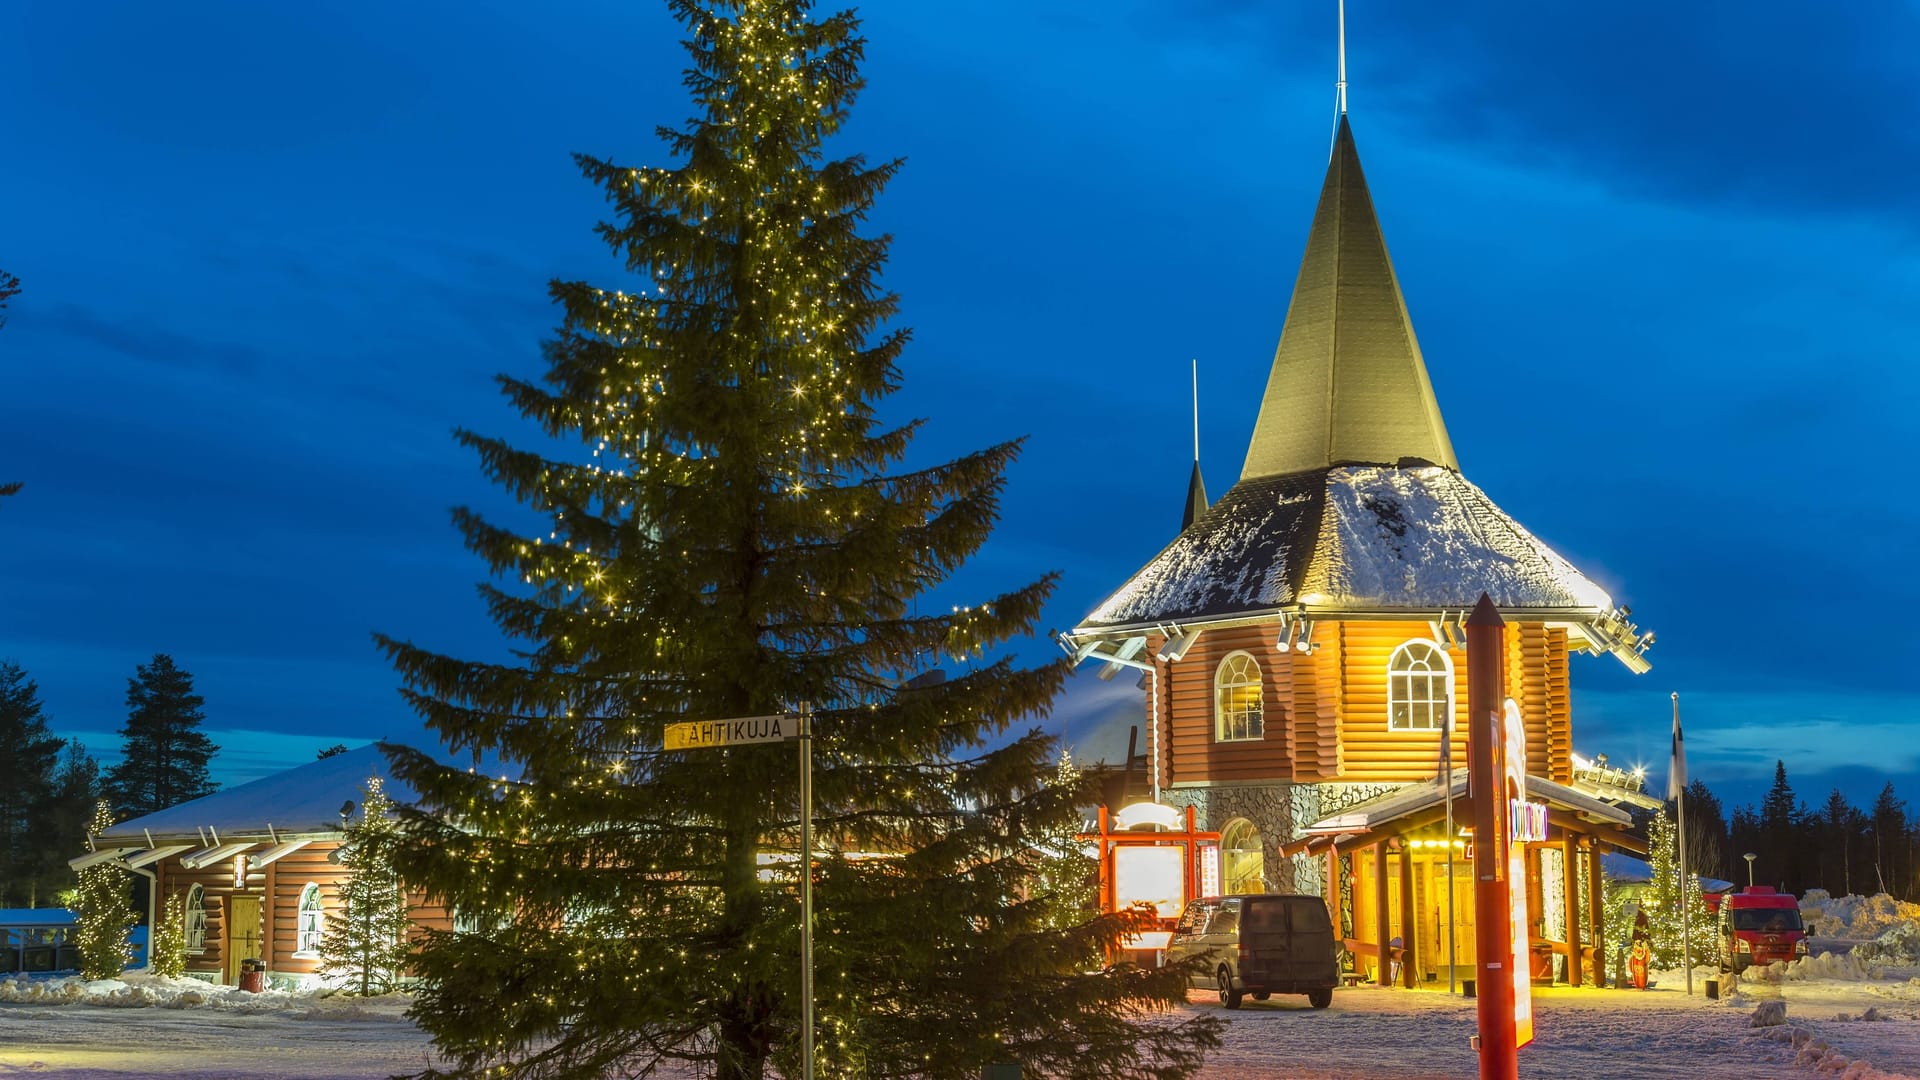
top-left (1714, 887), bottom-right (1808, 973)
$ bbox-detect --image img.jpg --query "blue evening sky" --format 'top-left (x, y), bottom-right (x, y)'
top-left (3, 1), bottom-right (1916, 814)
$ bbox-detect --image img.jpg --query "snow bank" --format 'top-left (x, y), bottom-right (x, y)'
top-left (0, 973), bottom-right (413, 1020)
top-left (1802, 890), bottom-right (1920, 941)
top-left (1744, 951), bottom-right (1887, 983)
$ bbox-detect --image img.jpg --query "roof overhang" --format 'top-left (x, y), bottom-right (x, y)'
top-left (1067, 603), bottom-right (1652, 674)
top-left (1298, 772), bottom-right (1635, 840)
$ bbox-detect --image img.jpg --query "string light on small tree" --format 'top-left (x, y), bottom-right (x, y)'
top-left (72, 800), bottom-right (136, 980)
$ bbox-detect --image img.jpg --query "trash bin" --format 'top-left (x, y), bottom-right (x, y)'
top-left (239, 957), bottom-right (266, 992)
top-left (22, 945), bottom-right (56, 972)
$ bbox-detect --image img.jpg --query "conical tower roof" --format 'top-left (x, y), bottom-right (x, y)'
top-left (1241, 115), bottom-right (1457, 481)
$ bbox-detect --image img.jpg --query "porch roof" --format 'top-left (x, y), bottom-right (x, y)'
top-left (1288, 770), bottom-right (1636, 851)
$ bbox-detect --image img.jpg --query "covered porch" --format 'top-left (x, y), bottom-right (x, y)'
top-left (1282, 772), bottom-right (1646, 990)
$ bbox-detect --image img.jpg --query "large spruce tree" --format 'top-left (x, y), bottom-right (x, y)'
top-left (379, 3), bottom-right (1216, 1078)
top-left (104, 653), bottom-right (219, 817)
top-left (0, 661), bottom-right (63, 907)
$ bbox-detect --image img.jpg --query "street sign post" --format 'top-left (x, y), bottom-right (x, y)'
top-left (665, 705), bottom-right (814, 1080)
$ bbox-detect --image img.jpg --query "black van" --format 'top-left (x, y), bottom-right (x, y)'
top-left (1166, 894), bottom-right (1339, 1009)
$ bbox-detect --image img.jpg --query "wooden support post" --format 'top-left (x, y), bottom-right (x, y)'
top-left (264, 857), bottom-right (277, 974)
top-left (1588, 839), bottom-right (1607, 988)
top-left (1562, 830), bottom-right (1581, 988)
top-left (1375, 841), bottom-right (1392, 987)
top-left (1398, 840), bottom-right (1417, 988)
top-left (1327, 847), bottom-right (1341, 935)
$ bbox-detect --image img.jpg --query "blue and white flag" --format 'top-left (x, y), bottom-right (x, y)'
top-left (1667, 697), bottom-right (1687, 801)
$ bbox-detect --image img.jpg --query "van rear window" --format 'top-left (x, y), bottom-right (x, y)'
top-left (1242, 899), bottom-right (1331, 932)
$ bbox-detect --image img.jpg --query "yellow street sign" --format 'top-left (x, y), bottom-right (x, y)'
top-left (663, 714), bottom-right (797, 751)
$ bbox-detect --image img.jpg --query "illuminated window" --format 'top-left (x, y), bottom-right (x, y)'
top-left (295, 883), bottom-right (324, 955)
top-left (184, 885), bottom-right (207, 953)
top-left (1388, 640), bottom-right (1453, 731)
top-left (1214, 652), bottom-right (1263, 742)
top-left (1221, 819), bottom-right (1265, 895)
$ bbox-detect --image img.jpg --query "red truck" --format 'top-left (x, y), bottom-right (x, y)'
top-left (1709, 887), bottom-right (1809, 973)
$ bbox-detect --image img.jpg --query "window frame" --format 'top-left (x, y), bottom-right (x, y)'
top-left (1387, 639), bottom-right (1455, 733)
top-left (294, 882), bottom-right (324, 957)
top-left (1213, 651), bottom-right (1265, 743)
top-left (184, 884), bottom-right (207, 954)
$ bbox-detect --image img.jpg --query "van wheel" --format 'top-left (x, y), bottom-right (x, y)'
top-left (1308, 989), bottom-right (1332, 1009)
top-left (1251, 991), bottom-right (1271, 1001)
top-left (1218, 966), bottom-right (1243, 1010)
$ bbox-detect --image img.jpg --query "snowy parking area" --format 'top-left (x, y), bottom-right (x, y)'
top-left (3, 964), bottom-right (1919, 1079)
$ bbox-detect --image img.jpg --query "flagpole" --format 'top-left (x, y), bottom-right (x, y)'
top-left (1673, 692), bottom-right (1691, 997)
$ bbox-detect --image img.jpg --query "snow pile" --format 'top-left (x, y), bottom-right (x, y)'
top-left (1852, 923), bottom-right (1920, 965)
top-left (0, 973), bottom-right (413, 1020)
top-left (1746, 951), bottom-right (1886, 983)
top-left (1751, 1000), bottom-right (1788, 1027)
top-left (1802, 890), bottom-right (1920, 941)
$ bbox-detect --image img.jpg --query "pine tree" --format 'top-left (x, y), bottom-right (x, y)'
top-left (378, 3), bottom-right (1218, 1078)
top-left (1028, 751), bottom-right (1098, 931)
top-left (150, 890), bottom-right (189, 979)
top-left (1642, 806), bottom-right (1717, 972)
top-left (1680, 778), bottom-right (1728, 884)
top-left (103, 653), bottom-right (218, 817)
top-left (32, 741), bottom-right (102, 906)
top-left (71, 801), bottom-right (137, 979)
top-left (1758, 760), bottom-right (1798, 890)
top-left (0, 661), bottom-right (63, 906)
top-left (320, 777), bottom-right (412, 996)
top-left (1869, 783), bottom-right (1908, 897)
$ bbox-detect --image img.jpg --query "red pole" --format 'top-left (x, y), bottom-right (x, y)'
top-left (1468, 594), bottom-right (1517, 1080)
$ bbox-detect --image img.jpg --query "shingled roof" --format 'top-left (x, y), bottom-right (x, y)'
top-left (1077, 464), bottom-right (1615, 631)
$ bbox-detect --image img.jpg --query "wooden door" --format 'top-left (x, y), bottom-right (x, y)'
top-left (225, 896), bottom-right (264, 983)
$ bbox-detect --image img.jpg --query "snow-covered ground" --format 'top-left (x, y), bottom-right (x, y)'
top-left (3, 961), bottom-right (1919, 1079)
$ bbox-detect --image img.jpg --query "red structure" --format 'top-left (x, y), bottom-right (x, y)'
top-left (1468, 595), bottom-right (1522, 1079)
top-left (1082, 803), bottom-right (1220, 955)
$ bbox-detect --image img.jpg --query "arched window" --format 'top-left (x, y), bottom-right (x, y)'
top-left (1220, 819), bottom-right (1265, 895)
top-left (1388, 640), bottom-right (1454, 731)
top-left (1214, 652), bottom-right (1263, 742)
top-left (184, 884), bottom-right (207, 953)
top-left (295, 883), bottom-right (324, 955)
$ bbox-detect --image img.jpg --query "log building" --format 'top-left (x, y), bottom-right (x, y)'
top-left (1063, 115), bottom-right (1654, 988)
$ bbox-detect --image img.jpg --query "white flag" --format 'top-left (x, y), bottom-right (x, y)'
top-left (1667, 699), bottom-right (1687, 801)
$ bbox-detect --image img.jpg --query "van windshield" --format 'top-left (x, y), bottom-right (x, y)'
top-left (1729, 909), bottom-right (1802, 932)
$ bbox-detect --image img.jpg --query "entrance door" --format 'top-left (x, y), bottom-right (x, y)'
top-left (225, 896), bottom-right (264, 984)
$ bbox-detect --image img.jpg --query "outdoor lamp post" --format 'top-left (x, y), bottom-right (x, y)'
top-left (1743, 853), bottom-right (1757, 888)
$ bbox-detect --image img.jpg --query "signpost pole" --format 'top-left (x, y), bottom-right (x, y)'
top-left (799, 702), bottom-right (814, 1080)
top-left (1467, 595), bottom-right (1518, 1080)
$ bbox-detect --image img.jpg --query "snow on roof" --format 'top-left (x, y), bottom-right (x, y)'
top-left (1305, 466), bottom-right (1616, 612)
top-left (99, 744), bottom-right (417, 842)
top-left (1302, 770), bottom-right (1634, 835)
top-left (1076, 465), bottom-right (1618, 632)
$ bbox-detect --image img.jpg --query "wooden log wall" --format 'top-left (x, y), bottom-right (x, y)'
top-left (154, 842), bottom-right (455, 982)
top-left (1142, 618), bottom-right (1574, 788)
top-left (1153, 625), bottom-right (1293, 788)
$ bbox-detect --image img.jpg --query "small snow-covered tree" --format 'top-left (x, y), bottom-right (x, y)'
top-left (149, 890), bottom-right (188, 978)
top-left (320, 777), bottom-right (411, 995)
top-left (71, 800), bottom-right (136, 979)
top-left (1643, 806), bottom-right (1717, 970)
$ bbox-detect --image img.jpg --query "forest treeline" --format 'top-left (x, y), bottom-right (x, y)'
top-left (0, 655), bottom-right (219, 907)
top-left (1676, 764), bottom-right (1915, 901)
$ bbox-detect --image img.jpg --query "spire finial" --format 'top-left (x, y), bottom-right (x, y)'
top-left (1191, 358), bottom-right (1200, 463)
top-left (1337, 0), bottom-right (1348, 116)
